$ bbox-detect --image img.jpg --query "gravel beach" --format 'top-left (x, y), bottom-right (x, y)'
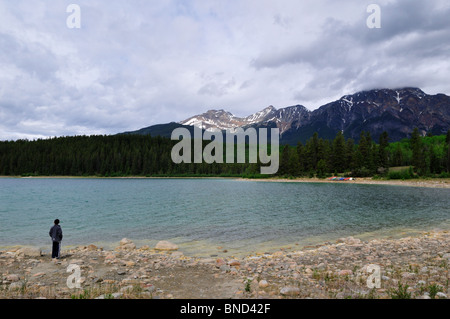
top-left (238, 177), bottom-right (450, 189)
top-left (1, 231), bottom-right (448, 299)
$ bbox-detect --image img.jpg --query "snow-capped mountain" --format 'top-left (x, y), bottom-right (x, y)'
top-left (179, 104), bottom-right (310, 134)
top-left (124, 87), bottom-right (450, 144)
top-left (300, 87), bottom-right (450, 143)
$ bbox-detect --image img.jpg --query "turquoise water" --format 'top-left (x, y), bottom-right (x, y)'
top-left (0, 178), bottom-right (449, 256)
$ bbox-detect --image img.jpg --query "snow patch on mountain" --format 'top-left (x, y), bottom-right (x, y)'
top-left (180, 104), bottom-right (309, 134)
top-left (176, 87), bottom-right (449, 140)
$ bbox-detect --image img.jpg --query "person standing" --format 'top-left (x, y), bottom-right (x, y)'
top-left (49, 219), bottom-right (63, 259)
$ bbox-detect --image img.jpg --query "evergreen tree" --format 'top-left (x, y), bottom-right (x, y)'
top-left (356, 132), bottom-right (369, 169)
top-left (392, 143), bottom-right (404, 167)
top-left (318, 138), bottom-right (331, 171)
top-left (316, 159), bottom-right (328, 178)
top-left (447, 144), bottom-right (450, 172)
top-left (296, 141), bottom-right (305, 175)
top-left (288, 148), bottom-right (301, 176)
top-left (429, 145), bottom-right (440, 174)
top-left (378, 131), bottom-right (389, 172)
top-left (331, 131), bottom-right (346, 173)
top-left (411, 128), bottom-right (425, 174)
top-left (345, 138), bottom-right (355, 172)
top-left (1, 130), bottom-right (449, 178)
top-left (305, 132), bottom-right (319, 171)
top-left (279, 145), bottom-right (291, 176)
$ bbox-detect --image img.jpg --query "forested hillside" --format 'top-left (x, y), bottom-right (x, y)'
top-left (1, 129), bottom-right (449, 178)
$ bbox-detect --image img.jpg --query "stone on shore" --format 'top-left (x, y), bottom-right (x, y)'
top-left (338, 270), bottom-right (353, 276)
top-left (17, 247), bottom-right (42, 257)
top-left (117, 238), bottom-right (136, 250)
top-left (95, 292), bottom-right (123, 299)
top-left (316, 263), bottom-right (327, 271)
top-left (9, 282), bottom-right (23, 291)
top-left (344, 237), bottom-right (361, 245)
top-left (280, 287), bottom-right (300, 296)
top-left (170, 251), bottom-right (184, 258)
top-left (6, 274), bottom-right (20, 282)
top-left (401, 272), bottom-right (416, 279)
top-left (259, 280), bottom-right (269, 288)
top-left (436, 292), bottom-right (447, 299)
top-left (228, 260), bottom-right (241, 267)
top-left (155, 241), bottom-right (178, 251)
top-left (215, 258), bottom-right (226, 268)
top-left (119, 238), bottom-right (132, 246)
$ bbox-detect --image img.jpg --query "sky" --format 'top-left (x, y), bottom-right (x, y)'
top-left (1, 0), bottom-right (450, 140)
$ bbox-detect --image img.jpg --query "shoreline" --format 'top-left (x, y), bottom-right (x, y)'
top-left (2, 175), bottom-right (450, 188)
top-left (2, 223), bottom-right (449, 259)
top-left (237, 177), bottom-right (450, 189)
top-left (1, 230), bottom-right (449, 299)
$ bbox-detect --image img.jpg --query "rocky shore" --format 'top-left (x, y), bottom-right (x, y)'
top-left (239, 177), bottom-right (450, 189)
top-left (1, 232), bottom-right (449, 299)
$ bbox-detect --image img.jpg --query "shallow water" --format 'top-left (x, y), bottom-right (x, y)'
top-left (0, 178), bottom-right (449, 256)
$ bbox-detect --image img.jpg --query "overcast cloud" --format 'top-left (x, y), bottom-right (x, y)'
top-left (1, 0), bottom-right (450, 140)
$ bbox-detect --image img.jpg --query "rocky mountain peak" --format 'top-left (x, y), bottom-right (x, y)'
top-left (132, 87), bottom-right (450, 144)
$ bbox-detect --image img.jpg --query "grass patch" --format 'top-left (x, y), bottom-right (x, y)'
top-left (388, 282), bottom-right (411, 299)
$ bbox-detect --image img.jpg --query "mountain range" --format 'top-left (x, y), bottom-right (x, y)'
top-left (123, 87), bottom-right (450, 145)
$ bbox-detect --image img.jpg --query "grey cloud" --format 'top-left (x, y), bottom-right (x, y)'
top-left (253, 1), bottom-right (450, 70)
top-left (1, 0), bottom-right (450, 140)
top-left (198, 77), bottom-right (236, 97)
top-left (249, 0), bottom-right (450, 109)
top-left (0, 33), bottom-right (59, 81)
top-left (351, 1), bottom-right (450, 48)
top-left (273, 14), bottom-right (292, 29)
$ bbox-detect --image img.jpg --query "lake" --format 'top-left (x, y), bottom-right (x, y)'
top-left (0, 178), bottom-right (449, 256)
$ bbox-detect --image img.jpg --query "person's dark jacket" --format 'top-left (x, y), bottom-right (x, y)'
top-left (49, 225), bottom-right (63, 242)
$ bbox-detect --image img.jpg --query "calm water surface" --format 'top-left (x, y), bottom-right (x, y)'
top-left (0, 178), bottom-right (449, 256)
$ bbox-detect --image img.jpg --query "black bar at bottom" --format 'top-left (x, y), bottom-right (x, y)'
top-left (1, 299), bottom-right (447, 318)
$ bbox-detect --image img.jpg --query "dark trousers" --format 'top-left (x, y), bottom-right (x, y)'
top-left (52, 241), bottom-right (61, 259)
